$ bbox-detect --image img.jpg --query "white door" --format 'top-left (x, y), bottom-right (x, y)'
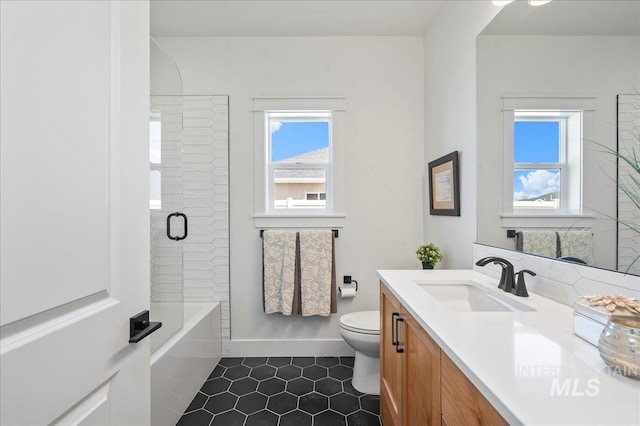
top-left (1, 1), bottom-right (151, 424)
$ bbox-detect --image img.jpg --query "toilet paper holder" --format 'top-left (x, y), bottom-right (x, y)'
top-left (339, 276), bottom-right (358, 294)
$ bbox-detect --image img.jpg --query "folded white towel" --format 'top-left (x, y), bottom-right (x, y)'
top-left (299, 230), bottom-right (334, 316)
top-left (263, 230), bottom-right (297, 315)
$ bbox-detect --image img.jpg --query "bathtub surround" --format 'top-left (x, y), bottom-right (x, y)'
top-left (154, 36), bottom-right (425, 356)
top-left (151, 302), bottom-right (222, 426)
top-left (149, 95), bottom-right (230, 354)
top-left (178, 357), bottom-right (380, 426)
top-left (473, 243), bottom-right (640, 306)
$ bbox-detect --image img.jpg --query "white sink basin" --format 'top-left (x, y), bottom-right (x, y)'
top-left (417, 281), bottom-right (536, 312)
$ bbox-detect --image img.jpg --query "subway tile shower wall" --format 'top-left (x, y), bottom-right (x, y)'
top-left (150, 95), bottom-right (231, 355)
top-left (472, 243), bottom-right (640, 306)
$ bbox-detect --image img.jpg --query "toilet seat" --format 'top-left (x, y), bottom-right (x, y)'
top-left (339, 310), bottom-right (380, 335)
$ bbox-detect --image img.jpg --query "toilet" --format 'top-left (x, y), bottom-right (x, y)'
top-left (339, 310), bottom-right (380, 395)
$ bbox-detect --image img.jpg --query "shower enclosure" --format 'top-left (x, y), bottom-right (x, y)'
top-left (150, 38), bottom-right (185, 350)
top-left (149, 38), bottom-right (230, 354)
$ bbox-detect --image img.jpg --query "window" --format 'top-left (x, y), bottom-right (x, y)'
top-left (305, 192), bottom-right (326, 201)
top-left (267, 111), bottom-right (332, 213)
top-left (253, 97), bottom-right (345, 227)
top-left (149, 111), bottom-right (162, 210)
top-left (500, 97), bottom-right (595, 228)
top-left (512, 111), bottom-right (583, 211)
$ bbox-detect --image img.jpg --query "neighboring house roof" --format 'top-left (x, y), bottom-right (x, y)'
top-left (274, 147), bottom-right (328, 164)
top-left (273, 147), bottom-right (327, 181)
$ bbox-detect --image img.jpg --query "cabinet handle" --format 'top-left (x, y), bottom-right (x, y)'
top-left (391, 312), bottom-right (400, 346)
top-left (395, 317), bottom-right (405, 353)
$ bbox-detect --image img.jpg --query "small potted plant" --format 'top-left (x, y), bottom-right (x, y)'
top-left (416, 243), bottom-right (442, 269)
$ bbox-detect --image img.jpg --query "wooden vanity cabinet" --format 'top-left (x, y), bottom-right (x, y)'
top-left (404, 310), bottom-right (441, 425)
top-left (380, 284), bottom-right (441, 426)
top-left (380, 282), bottom-right (507, 426)
top-left (380, 284), bottom-right (404, 426)
top-left (441, 353), bottom-right (508, 426)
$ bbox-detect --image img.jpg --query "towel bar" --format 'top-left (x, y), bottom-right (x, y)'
top-left (260, 229), bottom-right (339, 238)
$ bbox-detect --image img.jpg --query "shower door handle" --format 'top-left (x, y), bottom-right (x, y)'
top-left (167, 212), bottom-right (188, 241)
top-left (129, 310), bottom-right (162, 343)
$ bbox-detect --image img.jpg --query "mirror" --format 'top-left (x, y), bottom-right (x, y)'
top-left (476, 0), bottom-right (640, 275)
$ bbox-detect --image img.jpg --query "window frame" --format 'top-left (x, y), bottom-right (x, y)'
top-left (500, 96), bottom-right (595, 228)
top-left (252, 97), bottom-right (346, 229)
top-left (149, 111), bottom-right (162, 210)
top-left (266, 111), bottom-right (332, 215)
top-left (512, 113), bottom-right (568, 211)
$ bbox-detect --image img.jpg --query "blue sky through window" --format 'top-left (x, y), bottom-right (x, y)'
top-left (271, 121), bottom-right (329, 162)
top-left (514, 121), bottom-right (559, 163)
top-left (513, 121), bottom-right (561, 200)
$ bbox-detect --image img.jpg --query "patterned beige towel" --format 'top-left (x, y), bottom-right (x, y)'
top-left (262, 230), bottom-right (297, 315)
top-left (559, 230), bottom-right (593, 265)
top-left (518, 230), bottom-right (559, 258)
top-left (299, 230), bottom-right (335, 316)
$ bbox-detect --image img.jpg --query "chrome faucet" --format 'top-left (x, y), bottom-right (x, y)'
top-left (475, 256), bottom-right (515, 293)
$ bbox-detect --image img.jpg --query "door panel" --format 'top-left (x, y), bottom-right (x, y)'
top-left (0, 0), bottom-right (112, 325)
top-left (405, 314), bottom-right (441, 426)
top-left (0, 1), bottom-right (150, 424)
top-left (380, 285), bottom-right (404, 426)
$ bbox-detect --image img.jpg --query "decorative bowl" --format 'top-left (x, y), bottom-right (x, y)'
top-left (598, 317), bottom-right (640, 379)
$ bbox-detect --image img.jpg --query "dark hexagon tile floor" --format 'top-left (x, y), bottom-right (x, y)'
top-left (177, 356), bottom-right (381, 426)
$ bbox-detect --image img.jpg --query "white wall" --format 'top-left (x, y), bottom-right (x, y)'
top-left (150, 39), bottom-right (182, 96)
top-left (155, 36), bottom-right (425, 355)
top-left (476, 35), bottom-right (640, 271)
top-left (422, 3), bottom-right (501, 269)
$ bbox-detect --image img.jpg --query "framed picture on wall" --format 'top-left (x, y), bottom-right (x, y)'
top-left (428, 151), bottom-right (460, 216)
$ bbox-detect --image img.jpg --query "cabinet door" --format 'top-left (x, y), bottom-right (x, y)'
top-left (441, 353), bottom-right (508, 426)
top-left (380, 284), bottom-right (404, 426)
top-left (405, 314), bottom-right (441, 426)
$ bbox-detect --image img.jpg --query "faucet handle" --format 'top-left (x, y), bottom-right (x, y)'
top-left (513, 270), bottom-right (535, 297)
top-left (475, 257), bottom-right (514, 291)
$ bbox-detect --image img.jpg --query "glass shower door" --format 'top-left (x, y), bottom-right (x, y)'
top-left (150, 38), bottom-right (185, 351)
top-left (150, 96), bottom-right (185, 352)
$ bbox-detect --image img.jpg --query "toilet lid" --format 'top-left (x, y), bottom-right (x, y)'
top-left (340, 310), bottom-right (380, 335)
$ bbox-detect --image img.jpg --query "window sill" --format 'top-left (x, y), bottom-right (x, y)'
top-left (254, 214), bottom-right (346, 229)
top-left (500, 213), bottom-right (593, 229)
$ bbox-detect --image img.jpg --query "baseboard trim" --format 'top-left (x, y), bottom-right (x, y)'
top-left (229, 339), bottom-right (355, 357)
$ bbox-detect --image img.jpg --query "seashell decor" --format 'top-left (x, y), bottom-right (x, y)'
top-left (582, 294), bottom-right (640, 315)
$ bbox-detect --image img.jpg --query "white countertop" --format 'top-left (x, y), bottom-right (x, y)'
top-left (377, 269), bottom-right (640, 426)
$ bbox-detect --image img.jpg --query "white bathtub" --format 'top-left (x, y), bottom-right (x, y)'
top-left (150, 302), bottom-right (221, 426)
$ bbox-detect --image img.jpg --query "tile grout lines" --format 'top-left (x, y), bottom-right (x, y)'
top-left (178, 356), bottom-right (381, 426)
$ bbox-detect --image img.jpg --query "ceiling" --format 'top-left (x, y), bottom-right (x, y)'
top-left (150, 0), bottom-right (446, 37)
top-left (482, 0), bottom-right (640, 36)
